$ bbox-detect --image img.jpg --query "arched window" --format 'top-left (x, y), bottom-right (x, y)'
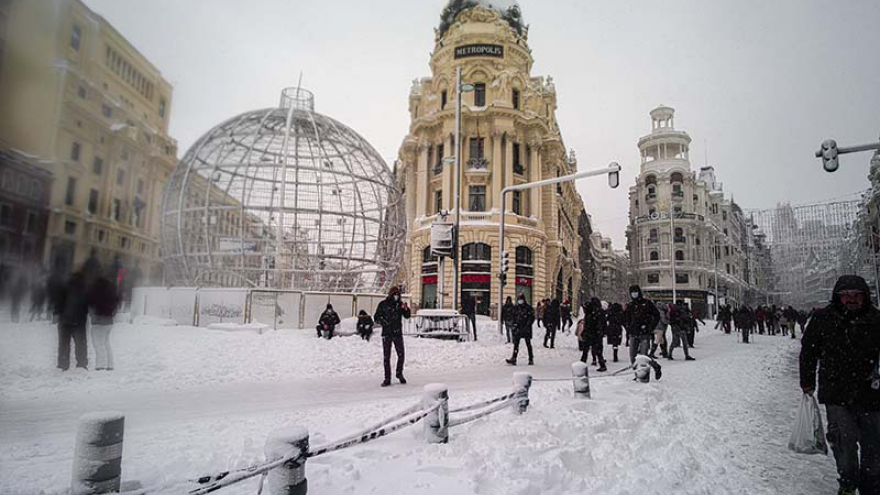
top-left (648, 228), bottom-right (658, 243)
top-left (515, 246), bottom-right (533, 266)
top-left (675, 250), bottom-right (685, 261)
top-left (670, 172), bottom-right (684, 183)
top-left (645, 175), bottom-right (657, 186)
top-left (423, 246), bottom-right (438, 263)
top-left (462, 243), bottom-right (491, 261)
top-left (650, 251), bottom-right (659, 261)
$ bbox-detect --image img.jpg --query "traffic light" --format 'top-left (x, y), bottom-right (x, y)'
top-left (820, 139), bottom-right (839, 173)
top-left (500, 250), bottom-right (510, 285)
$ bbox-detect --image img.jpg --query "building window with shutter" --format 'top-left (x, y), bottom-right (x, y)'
top-left (435, 190), bottom-right (443, 214)
top-left (512, 88), bottom-right (520, 110)
top-left (469, 185), bottom-right (486, 212)
top-left (473, 83), bottom-right (486, 107)
top-left (65, 178), bottom-right (76, 206)
top-left (88, 189), bottom-right (99, 214)
top-left (512, 191), bottom-right (522, 215)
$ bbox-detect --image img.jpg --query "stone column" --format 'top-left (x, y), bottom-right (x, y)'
top-left (416, 143), bottom-right (429, 217)
top-left (529, 140), bottom-right (541, 219)
top-left (491, 131), bottom-right (503, 211)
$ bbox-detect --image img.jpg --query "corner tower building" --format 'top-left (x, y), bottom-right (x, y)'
top-left (397, 1), bottom-right (585, 315)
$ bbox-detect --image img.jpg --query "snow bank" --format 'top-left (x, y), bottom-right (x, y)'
top-left (207, 322), bottom-right (269, 334)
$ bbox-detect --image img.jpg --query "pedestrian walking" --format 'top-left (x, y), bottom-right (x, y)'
top-left (506, 294), bottom-right (535, 366)
top-left (651, 304), bottom-right (670, 359)
top-left (578, 298), bottom-right (607, 371)
top-left (502, 296), bottom-right (515, 344)
top-left (535, 300), bottom-right (544, 328)
top-left (87, 275), bottom-right (120, 370)
top-left (800, 275), bottom-right (880, 495)
top-left (9, 275), bottom-right (26, 323)
top-left (561, 298), bottom-right (573, 333)
top-left (543, 298), bottom-right (560, 348)
top-left (734, 305), bottom-right (755, 344)
top-left (317, 304), bottom-right (341, 339)
top-left (605, 302), bottom-right (625, 363)
top-left (356, 310), bottom-right (374, 341)
top-left (57, 272), bottom-right (89, 370)
top-left (29, 272), bottom-right (48, 321)
top-left (669, 300), bottom-right (695, 361)
top-left (624, 285), bottom-right (660, 364)
top-left (784, 306), bottom-right (800, 339)
top-left (375, 286), bottom-right (411, 387)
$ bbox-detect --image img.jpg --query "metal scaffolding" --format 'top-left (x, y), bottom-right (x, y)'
top-left (160, 87), bottom-right (406, 292)
top-left (747, 195), bottom-right (875, 309)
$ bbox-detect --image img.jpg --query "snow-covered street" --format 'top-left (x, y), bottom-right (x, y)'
top-left (0, 319), bottom-right (838, 494)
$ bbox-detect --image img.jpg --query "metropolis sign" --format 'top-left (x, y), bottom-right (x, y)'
top-left (454, 44), bottom-right (504, 59)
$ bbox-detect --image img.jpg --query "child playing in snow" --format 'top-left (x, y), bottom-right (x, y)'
top-left (357, 310), bottom-right (374, 341)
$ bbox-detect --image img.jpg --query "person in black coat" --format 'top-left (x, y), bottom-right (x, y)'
top-left (374, 286), bottom-right (411, 387)
top-left (734, 305), bottom-right (755, 344)
top-left (461, 293), bottom-right (477, 341)
top-left (57, 271), bottom-right (89, 370)
top-left (605, 303), bottom-right (625, 363)
top-left (318, 304), bottom-right (341, 340)
top-left (578, 298), bottom-right (607, 371)
top-left (668, 300), bottom-right (695, 360)
top-left (560, 299), bottom-right (573, 333)
top-left (623, 285), bottom-right (660, 364)
top-left (800, 275), bottom-right (880, 495)
top-left (501, 296), bottom-right (515, 344)
top-left (543, 298), bottom-right (561, 348)
top-left (87, 275), bottom-right (120, 370)
top-left (506, 294), bottom-right (535, 366)
top-left (356, 310), bottom-right (374, 341)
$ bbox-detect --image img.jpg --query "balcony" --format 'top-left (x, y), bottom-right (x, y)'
top-left (674, 236), bottom-right (687, 244)
top-left (647, 237), bottom-right (658, 244)
top-left (645, 193), bottom-right (657, 202)
top-left (467, 157), bottom-right (489, 170)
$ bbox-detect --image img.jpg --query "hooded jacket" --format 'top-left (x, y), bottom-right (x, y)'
top-left (624, 286), bottom-right (660, 338)
top-left (800, 275), bottom-right (880, 410)
top-left (374, 288), bottom-right (411, 337)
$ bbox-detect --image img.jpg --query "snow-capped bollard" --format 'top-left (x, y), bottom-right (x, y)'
top-left (512, 372), bottom-right (532, 414)
top-left (571, 362), bottom-right (591, 399)
top-left (70, 411), bottom-right (125, 495)
top-left (423, 383), bottom-right (449, 444)
top-left (264, 427), bottom-right (309, 495)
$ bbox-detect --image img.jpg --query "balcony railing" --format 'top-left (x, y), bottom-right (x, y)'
top-left (467, 157), bottom-right (489, 170)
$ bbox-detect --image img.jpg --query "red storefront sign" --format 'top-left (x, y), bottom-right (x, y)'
top-left (460, 274), bottom-right (491, 284)
top-left (422, 275), bottom-right (438, 285)
top-left (515, 277), bottom-right (533, 286)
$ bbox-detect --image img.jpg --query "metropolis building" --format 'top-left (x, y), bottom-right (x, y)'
top-left (396, 1), bottom-right (585, 315)
top-left (626, 106), bottom-right (760, 317)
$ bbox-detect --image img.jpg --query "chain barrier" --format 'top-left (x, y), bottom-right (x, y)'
top-left (447, 393), bottom-right (524, 428)
top-left (447, 390), bottom-right (521, 414)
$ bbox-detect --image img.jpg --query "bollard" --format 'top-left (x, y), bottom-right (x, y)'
top-left (423, 383), bottom-right (449, 443)
top-left (511, 372), bottom-right (532, 414)
top-left (571, 362), bottom-right (591, 399)
top-left (264, 427), bottom-right (309, 495)
top-left (70, 411), bottom-right (125, 495)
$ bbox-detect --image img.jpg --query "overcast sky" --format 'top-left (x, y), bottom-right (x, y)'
top-left (83, 0), bottom-right (880, 248)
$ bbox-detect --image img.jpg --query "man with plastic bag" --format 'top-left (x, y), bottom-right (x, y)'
top-left (800, 275), bottom-right (880, 495)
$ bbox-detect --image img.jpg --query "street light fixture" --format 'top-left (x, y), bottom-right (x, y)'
top-left (495, 162), bottom-right (622, 337)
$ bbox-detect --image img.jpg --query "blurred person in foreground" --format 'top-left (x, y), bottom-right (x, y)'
top-left (87, 275), bottom-right (121, 370)
top-left (800, 275), bottom-right (880, 495)
top-left (57, 271), bottom-right (89, 370)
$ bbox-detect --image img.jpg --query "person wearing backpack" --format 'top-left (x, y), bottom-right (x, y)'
top-left (800, 275), bottom-right (880, 495)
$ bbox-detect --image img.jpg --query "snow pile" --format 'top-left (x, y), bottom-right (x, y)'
top-left (207, 322), bottom-right (269, 334)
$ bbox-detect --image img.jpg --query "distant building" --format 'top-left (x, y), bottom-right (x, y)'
top-left (0, 149), bottom-right (53, 272)
top-left (0, 0), bottom-right (177, 282)
top-left (590, 233), bottom-right (629, 304)
top-left (396, 1), bottom-right (586, 315)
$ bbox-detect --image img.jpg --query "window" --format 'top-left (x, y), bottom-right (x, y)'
top-left (137, 179), bottom-right (144, 195)
top-left (674, 227), bottom-right (685, 243)
top-left (77, 86), bottom-right (87, 98)
top-left (512, 88), bottom-right (520, 110)
top-left (435, 190), bottom-right (443, 214)
top-left (97, 229), bottom-right (106, 243)
top-left (648, 228), bottom-right (658, 243)
top-left (25, 211), bottom-right (37, 234)
top-left (647, 185), bottom-right (656, 199)
top-left (462, 242), bottom-right (491, 262)
top-left (468, 137), bottom-right (485, 161)
top-left (102, 104), bottom-right (112, 118)
top-left (64, 220), bottom-right (77, 236)
top-left (70, 142), bottom-right (81, 161)
top-left (92, 157), bottom-right (103, 174)
top-left (70, 24), bottom-right (81, 50)
top-left (441, 90), bottom-right (447, 110)
top-left (65, 178), bottom-right (76, 206)
top-left (674, 206), bottom-right (683, 216)
top-left (672, 183), bottom-right (683, 198)
top-left (120, 236), bottom-right (129, 249)
top-left (675, 250), bottom-right (685, 261)
top-left (645, 175), bottom-right (657, 186)
top-left (469, 185), bottom-right (486, 212)
top-left (473, 83), bottom-right (486, 107)
top-left (433, 144), bottom-right (444, 175)
top-left (650, 251), bottom-right (659, 261)
top-left (515, 246), bottom-right (533, 269)
top-left (0, 203), bottom-right (11, 227)
top-left (647, 273), bottom-right (660, 284)
top-left (113, 198), bottom-right (122, 221)
top-left (670, 172), bottom-right (684, 183)
top-left (649, 208), bottom-right (656, 217)
top-left (695, 237), bottom-right (701, 246)
top-left (512, 191), bottom-right (522, 215)
top-left (676, 273), bottom-right (689, 284)
top-left (117, 168), bottom-right (125, 186)
top-left (722, 211), bottom-right (728, 221)
top-left (88, 189), bottom-right (99, 214)
top-left (513, 143), bottom-right (524, 174)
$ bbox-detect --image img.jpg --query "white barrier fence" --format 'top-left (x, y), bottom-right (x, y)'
top-left (130, 287), bottom-right (406, 330)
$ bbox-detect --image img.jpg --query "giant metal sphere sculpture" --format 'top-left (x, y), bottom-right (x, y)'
top-left (160, 88), bottom-right (405, 292)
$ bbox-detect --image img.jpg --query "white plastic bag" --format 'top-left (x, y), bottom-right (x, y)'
top-left (788, 393), bottom-right (828, 455)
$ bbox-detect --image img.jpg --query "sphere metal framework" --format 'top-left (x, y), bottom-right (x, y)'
top-left (160, 87), bottom-right (405, 292)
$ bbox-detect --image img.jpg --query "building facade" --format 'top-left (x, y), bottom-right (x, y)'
top-left (397, 1), bottom-right (585, 315)
top-left (590, 232), bottom-right (629, 304)
top-left (0, 149), bottom-right (53, 272)
top-left (626, 106), bottom-right (758, 317)
top-left (0, 0), bottom-right (177, 282)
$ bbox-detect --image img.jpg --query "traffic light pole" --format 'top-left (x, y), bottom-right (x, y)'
top-left (495, 163), bottom-right (621, 338)
top-left (815, 137), bottom-right (880, 172)
top-left (451, 67), bottom-right (463, 313)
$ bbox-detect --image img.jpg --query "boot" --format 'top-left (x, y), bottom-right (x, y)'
top-left (685, 356), bottom-right (695, 361)
top-left (506, 357), bottom-right (517, 366)
top-left (381, 379), bottom-right (391, 387)
top-left (396, 373), bottom-right (407, 384)
top-left (651, 361), bottom-right (663, 380)
top-left (648, 343), bottom-right (657, 359)
top-left (613, 348), bottom-right (619, 362)
top-left (528, 359), bottom-right (534, 366)
top-left (597, 362), bottom-right (607, 372)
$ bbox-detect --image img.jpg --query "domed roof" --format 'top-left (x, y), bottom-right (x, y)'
top-left (438, 0), bottom-right (524, 39)
top-left (160, 87), bottom-right (406, 292)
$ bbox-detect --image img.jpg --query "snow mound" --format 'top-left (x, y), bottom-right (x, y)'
top-left (207, 322), bottom-right (268, 334)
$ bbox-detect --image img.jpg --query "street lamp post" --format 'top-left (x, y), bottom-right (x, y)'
top-left (451, 66), bottom-right (474, 313)
top-left (495, 163), bottom-right (621, 337)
